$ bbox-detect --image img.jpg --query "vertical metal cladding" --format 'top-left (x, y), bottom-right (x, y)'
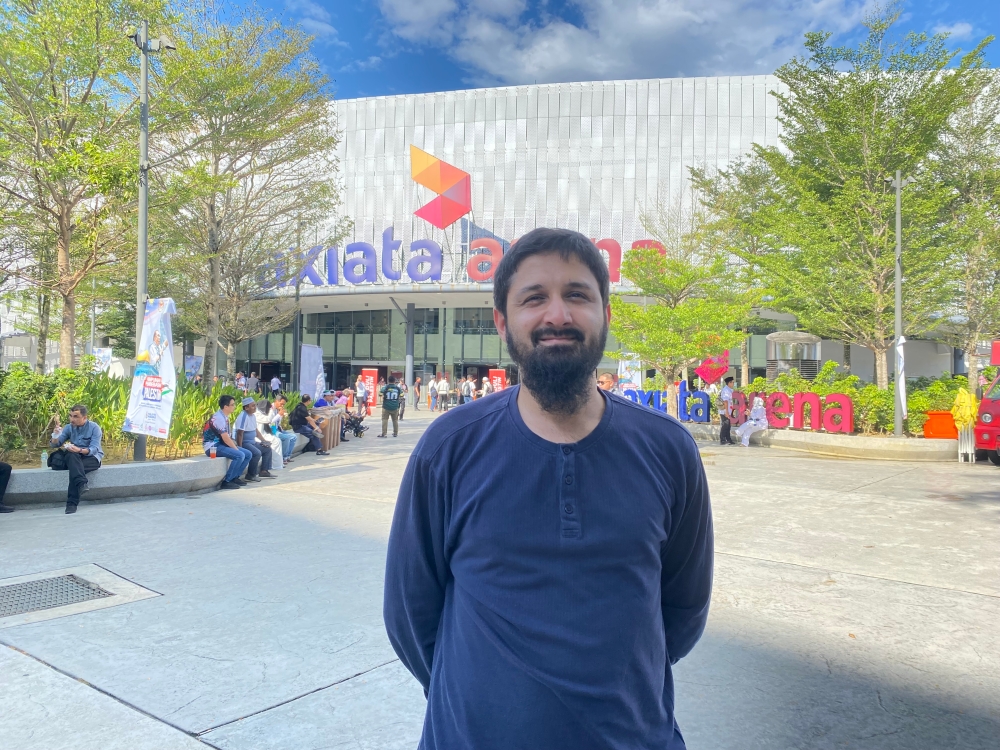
top-left (334, 76), bottom-right (785, 286)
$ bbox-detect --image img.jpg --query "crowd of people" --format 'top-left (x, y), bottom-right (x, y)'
top-left (426, 373), bottom-right (493, 411)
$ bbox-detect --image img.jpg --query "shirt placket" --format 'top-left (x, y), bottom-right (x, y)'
top-left (558, 445), bottom-right (580, 540)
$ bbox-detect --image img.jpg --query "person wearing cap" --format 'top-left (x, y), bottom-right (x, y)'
top-left (315, 390), bottom-right (334, 408)
top-left (234, 397), bottom-right (276, 481)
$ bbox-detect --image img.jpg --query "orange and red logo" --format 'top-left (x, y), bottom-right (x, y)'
top-left (410, 145), bottom-right (471, 229)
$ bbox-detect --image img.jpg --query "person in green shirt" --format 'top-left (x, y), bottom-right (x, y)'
top-left (378, 375), bottom-right (404, 438)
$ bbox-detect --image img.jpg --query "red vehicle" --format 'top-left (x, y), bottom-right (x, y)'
top-left (976, 374), bottom-right (1000, 464)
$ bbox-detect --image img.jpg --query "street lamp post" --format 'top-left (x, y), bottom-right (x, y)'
top-left (130, 21), bottom-right (174, 461)
top-left (888, 170), bottom-right (915, 437)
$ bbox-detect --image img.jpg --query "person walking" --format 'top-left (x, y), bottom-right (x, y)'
top-left (270, 374), bottom-right (282, 398)
top-left (204, 395), bottom-right (252, 490)
top-left (384, 228), bottom-right (713, 750)
top-left (481, 376), bottom-right (493, 398)
top-left (246, 372), bottom-right (260, 394)
top-left (460, 375), bottom-right (474, 405)
top-left (377, 376), bottom-right (403, 438)
top-left (49, 404), bottom-right (103, 514)
top-left (413, 377), bottom-right (421, 411)
top-left (397, 381), bottom-right (408, 420)
top-left (437, 374), bottom-right (451, 411)
top-left (718, 376), bottom-right (736, 446)
top-left (429, 376), bottom-right (438, 412)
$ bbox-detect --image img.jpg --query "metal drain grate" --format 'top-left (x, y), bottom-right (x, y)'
top-left (0, 574), bottom-right (114, 618)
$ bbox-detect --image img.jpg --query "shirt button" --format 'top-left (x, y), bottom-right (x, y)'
top-left (564, 475), bottom-right (573, 485)
top-left (564, 504), bottom-right (574, 514)
top-left (562, 446), bottom-right (571, 454)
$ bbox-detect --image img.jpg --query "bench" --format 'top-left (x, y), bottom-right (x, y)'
top-left (5, 457), bottom-right (228, 507)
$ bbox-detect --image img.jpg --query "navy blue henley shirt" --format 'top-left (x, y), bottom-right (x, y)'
top-left (384, 385), bottom-right (713, 749)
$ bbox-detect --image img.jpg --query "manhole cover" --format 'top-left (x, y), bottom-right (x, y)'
top-left (0, 574), bottom-right (114, 618)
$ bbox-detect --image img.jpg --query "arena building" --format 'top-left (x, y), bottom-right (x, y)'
top-left (235, 75), bottom-right (789, 390)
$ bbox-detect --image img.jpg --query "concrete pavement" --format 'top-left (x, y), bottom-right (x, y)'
top-left (1, 407), bottom-right (998, 749)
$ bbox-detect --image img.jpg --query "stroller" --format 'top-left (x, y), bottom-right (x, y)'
top-left (342, 412), bottom-right (368, 439)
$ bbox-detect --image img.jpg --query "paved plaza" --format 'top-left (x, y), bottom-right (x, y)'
top-left (1, 408), bottom-right (998, 749)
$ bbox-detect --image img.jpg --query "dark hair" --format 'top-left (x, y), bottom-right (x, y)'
top-left (70, 403), bottom-right (88, 417)
top-left (301, 394), bottom-right (311, 403)
top-left (492, 228), bottom-right (610, 317)
top-left (724, 377), bottom-right (734, 385)
top-left (388, 375), bottom-right (396, 384)
top-left (218, 395), bottom-right (235, 409)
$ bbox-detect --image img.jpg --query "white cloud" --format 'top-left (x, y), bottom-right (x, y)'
top-left (340, 56), bottom-right (384, 73)
top-left (285, 0), bottom-right (348, 46)
top-left (378, 0), bottom-right (875, 85)
top-left (932, 21), bottom-right (973, 40)
top-left (378, 0), bottom-right (459, 45)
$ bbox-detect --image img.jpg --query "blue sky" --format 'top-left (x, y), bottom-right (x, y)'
top-left (259, 0), bottom-right (999, 100)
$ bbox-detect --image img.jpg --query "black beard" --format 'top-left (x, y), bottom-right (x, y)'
top-left (506, 321), bottom-right (608, 416)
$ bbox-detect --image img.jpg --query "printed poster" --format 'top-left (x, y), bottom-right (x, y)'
top-left (488, 369), bottom-right (507, 392)
top-left (184, 355), bottom-right (203, 381)
top-left (617, 356), bottom-right (643, 392)
top-left (93, 348), bottom-right (113, 373)
top-left (123, 298), bottom-right (177, 438)
top-left (298, 344), bottom-right (325, 401)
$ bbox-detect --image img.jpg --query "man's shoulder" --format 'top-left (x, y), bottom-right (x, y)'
top-left (414, 390), bottom-right (511, 461)
top-left (607, 392), bottom-right (699, 449)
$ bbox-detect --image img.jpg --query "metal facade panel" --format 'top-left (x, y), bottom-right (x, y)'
top-left (328, 76), bottom-right (782, 284)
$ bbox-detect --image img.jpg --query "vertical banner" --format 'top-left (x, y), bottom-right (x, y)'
top-left (184, 355), bottom-right (203, 381)
top-left (298, 344), bottom-right (325, 401)
top-left (123, 298), bottom-right (177, 438)
top-left (617, 356), bottom-right (643, 393)
top-left (896, 336), bottom-right (907, 419)
top-left (362, 368), bottom-right (378, 415)
top-left (93, 348), bottom-right (113, 373)
top-left (489, 369), bottom-right (507, 392)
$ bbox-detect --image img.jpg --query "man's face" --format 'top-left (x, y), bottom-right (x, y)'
top-left (69, 410), bottom-right (86, 426)
top-left (495, 251), bottom-right (610, 413)
top-left (597, 374), bottom-right (614, 391)
top-left (245, 403), bottom-right (256, 414)
top-left (222, 400), bottom-right (235, 415)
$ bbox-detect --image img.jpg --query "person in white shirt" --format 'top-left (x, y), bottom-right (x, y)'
top-left (270, 375), bottom-right (282, 397)
top-left (355, 376), bottom-right (368, 416)
top-left (736, 397), bottom-right (767, 447)
top-left (436, 376), bottom-right (450, 411)
top-left (234, 397), bottom-right (275, 481)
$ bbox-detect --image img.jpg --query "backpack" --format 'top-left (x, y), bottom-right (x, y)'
top-left (202, 416), bottom-right (223, 445)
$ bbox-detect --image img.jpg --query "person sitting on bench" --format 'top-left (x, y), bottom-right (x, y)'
top-left (49, 403), bottom-right (103, 514)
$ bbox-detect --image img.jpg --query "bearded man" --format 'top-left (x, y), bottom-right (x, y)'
top-left (384, 228), bottom-right (714, 750)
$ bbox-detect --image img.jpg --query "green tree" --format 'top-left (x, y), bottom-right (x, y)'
top-left (691, 155), bottom-right (777, 384)
top-left (0, 0), bottom-right (154, 367)
top-left (750, 6), bottom-right (991, 388)
top-left (933, 81), bottom-right (1000, 393)
top-left (150, 1), bottom-right (345, 380)
top-left (610, 198), bottom-right (754, 417)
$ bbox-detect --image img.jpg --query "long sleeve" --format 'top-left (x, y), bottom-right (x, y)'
top-left (88, 423), bottom-right (104, 462)
top-left (659, 439), bottom-right (714, 664)
top-left (384, 453), bottom-right (449, 694)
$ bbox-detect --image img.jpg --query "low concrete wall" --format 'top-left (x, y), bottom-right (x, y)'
top-left (685, 423), bottom-right (958, 462)
top-left (6, 456), bottom-right (228, 507)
